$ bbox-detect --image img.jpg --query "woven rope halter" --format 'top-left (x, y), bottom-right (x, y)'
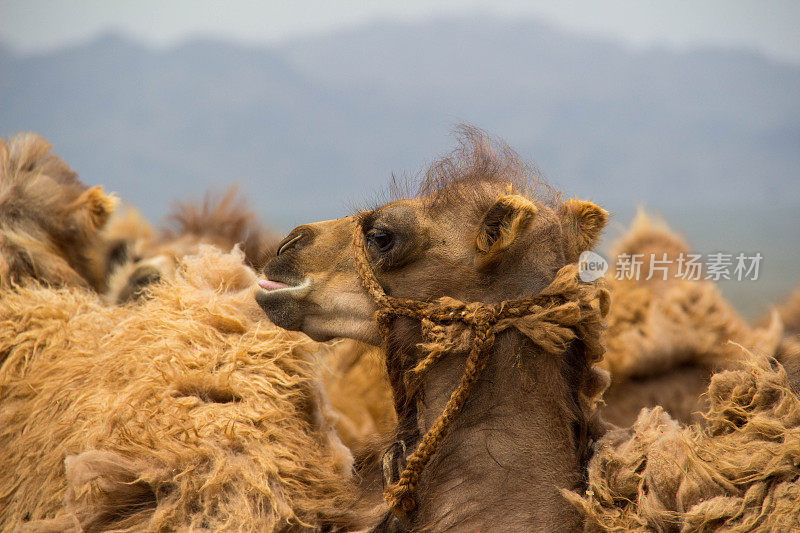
top-left (351, 221), bottom-right (609, 518)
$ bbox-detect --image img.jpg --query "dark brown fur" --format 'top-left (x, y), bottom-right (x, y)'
top-left (757, 282), bottom-right (800, 392)
top-left (600, 212), bottom-right (784, 427)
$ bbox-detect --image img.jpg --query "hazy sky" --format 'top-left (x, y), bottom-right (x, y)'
top-left (1, 0), bottom-right (799, 63)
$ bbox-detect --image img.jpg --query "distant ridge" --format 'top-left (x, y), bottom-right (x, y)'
top-left (2, 16), bottom-right (799, 228)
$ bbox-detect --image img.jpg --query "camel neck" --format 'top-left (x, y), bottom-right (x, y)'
top-left (398, 332), bottom-right (586, 532)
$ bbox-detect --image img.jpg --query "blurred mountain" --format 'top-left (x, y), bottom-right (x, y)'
top-left (2, 17), bottom-right (800, 229)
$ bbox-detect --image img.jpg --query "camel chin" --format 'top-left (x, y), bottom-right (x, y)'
top-left (256, 283), bottom-right (382, 344)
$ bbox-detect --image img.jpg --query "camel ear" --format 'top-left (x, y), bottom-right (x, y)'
top-left (76, 186), bottom-right (118, 230)
top-left (476, 194), bottom-right (538, 254)
top-left (560, 198), bottom-right (608, 255)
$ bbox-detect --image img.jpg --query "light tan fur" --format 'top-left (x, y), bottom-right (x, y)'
top-left (475, 194), bottom-right (538, 253)
top-left (104, 204), bottom-right (156, 250)
top-left (1, 247), bottom-right (371, 531)
top-left (318, 341), bottom-right (397, 451)
top-left (560, 198), bottom-right (609, 257)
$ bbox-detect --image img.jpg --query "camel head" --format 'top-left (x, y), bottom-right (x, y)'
top-left (0, 133), bottom-right (118, 291)
top-left (261, 131), bottom-right (611, 530)
top-left (257, 131), bottom-right (608, 344)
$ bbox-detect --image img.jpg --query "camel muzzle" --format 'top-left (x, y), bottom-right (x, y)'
top-left (255, 277), bottom-right (311, 331)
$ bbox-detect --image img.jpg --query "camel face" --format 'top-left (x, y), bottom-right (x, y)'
top-left (257, 188), bottom-right (607, 344)
top-left (257, 215), bottom-right (381, 343)
top-left (0, 133), bottom-right (117, 290)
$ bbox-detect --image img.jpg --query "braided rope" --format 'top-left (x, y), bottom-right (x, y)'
top-left (351, 222), bottom-right (608, 516)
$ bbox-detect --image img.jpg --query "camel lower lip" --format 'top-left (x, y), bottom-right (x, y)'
top-left (256, 277), bottom-right (311, 296)
top-left (258, 279), bottom-right (290, 291)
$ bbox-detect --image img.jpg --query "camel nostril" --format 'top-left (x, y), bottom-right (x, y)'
top-left (276, 233), bottom-right (303, 256)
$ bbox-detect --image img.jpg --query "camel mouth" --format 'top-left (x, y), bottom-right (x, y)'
top-left (258, 278), bottom-right (291, 291)
top-left (255, 277), bottom-right (311, 298)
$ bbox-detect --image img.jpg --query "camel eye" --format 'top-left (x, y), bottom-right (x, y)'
top-left (367, 230), bottom-right (394, 253)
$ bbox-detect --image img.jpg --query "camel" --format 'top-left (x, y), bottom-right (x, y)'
top-left (1, 246), bottom-right (371, 531)
top-left (256, 130), bottom-right (612, 531)
top-left (256, 130), bottom-right (800, 531)
top-left (0, 133), bottom-right (118, 291)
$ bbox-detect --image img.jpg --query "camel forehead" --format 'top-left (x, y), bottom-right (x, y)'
top-left (371, 196), bottom-right (476, 224)
top-left (368, 198), bottom-right (425, 222)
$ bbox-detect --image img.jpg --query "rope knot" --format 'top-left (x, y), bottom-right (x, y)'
top-left (431, 296), bottom-right (468, 321)
top-left (463, 304), bottom-right (498, 327)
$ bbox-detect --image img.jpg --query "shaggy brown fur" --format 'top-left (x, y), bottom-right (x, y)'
top-left (164, 187), bottom-right (278, 271)
top-left (565, 348), bottom-right (800, 532)
top-left (600, 212), bottom-right (783, 426)
top-left (0, 133), bottom-right (117, 291)
top-left (760, 285), bottom-right (800, 396)
top-left (104, 187), bottom-right (279, 304)
top-left (0, 247), bottom-right (370, 532)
